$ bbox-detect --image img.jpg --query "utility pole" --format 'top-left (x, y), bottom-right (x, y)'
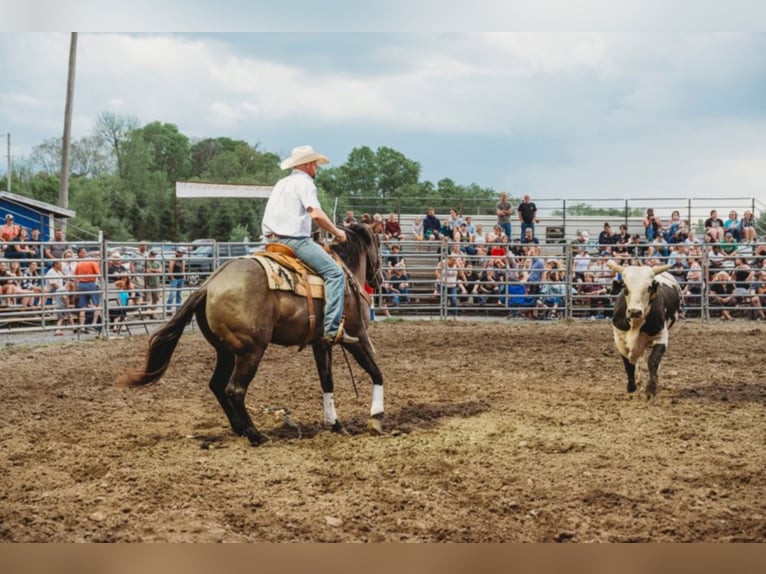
top-left (59, 32), bottom-right (78, 222)
top-left (5, 132), bottom-right (9, 192)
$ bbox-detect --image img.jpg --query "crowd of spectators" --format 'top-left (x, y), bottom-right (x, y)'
top-left (1, 213), bottom-right (190, 335)
top-left (365, 204), bottom-right (765, 321)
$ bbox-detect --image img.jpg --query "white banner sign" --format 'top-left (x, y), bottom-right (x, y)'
top-left (175, 181), bottom-right (273, 199)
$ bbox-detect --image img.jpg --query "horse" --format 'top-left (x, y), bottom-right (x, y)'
top-left (116, 223), bottom-right (385, 445)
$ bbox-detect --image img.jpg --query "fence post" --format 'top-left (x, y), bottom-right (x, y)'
top-left (565, 243), bottom-right (573, 321)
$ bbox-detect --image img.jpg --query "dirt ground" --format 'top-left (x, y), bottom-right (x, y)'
top-left (1, 319), bottom-right (764, 542)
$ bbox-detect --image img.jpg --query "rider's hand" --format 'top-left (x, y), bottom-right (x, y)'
top-left (335, 230), bottom-right (347, 243)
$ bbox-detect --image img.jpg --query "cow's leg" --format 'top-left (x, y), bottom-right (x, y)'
top-left (622, 356), bottom-right (637, 394)
top-left (646, 343), bottom-right (666, 397)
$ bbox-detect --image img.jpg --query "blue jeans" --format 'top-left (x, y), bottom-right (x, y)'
top-left (499, 222), bottom-right (511, 239)
top-left (521, 222), bottom-right (535, 239)
top-left (271, 236), bottom-right (345, 337)
top-left (167, 278), bottom-right (184, 310)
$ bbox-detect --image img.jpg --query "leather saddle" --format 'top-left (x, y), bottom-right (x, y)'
top-left (249, 242), bottom-right (342, 348)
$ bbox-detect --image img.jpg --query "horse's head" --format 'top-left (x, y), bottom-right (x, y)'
top-left (332, 222), bottom-right (383, 289)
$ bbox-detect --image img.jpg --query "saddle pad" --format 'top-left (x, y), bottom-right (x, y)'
top-left (250, 255), bottom-right (325, 299)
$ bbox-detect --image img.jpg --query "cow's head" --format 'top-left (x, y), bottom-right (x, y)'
top-left (607, 261), bottom-right (671, 321)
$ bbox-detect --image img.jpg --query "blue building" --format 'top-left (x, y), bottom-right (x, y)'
top-left (0, 190), bottom-right (76, 241)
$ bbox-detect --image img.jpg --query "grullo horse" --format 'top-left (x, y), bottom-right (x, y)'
top-left (116, 223), bottom-right (385, 445)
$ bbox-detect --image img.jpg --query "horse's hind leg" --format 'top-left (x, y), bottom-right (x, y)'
top-left (226, 349), bottom-right (268, 446)
top-left (208, 349), bottom-right (250, 436)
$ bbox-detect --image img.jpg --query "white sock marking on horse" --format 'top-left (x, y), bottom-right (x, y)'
top-left (370, 385), bottom-right (384, 416)
top-left (323, 392), bottom-right (337, 425)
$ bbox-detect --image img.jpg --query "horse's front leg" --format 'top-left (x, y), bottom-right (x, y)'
top-left (311, 343), bottom-right (348, 435)
top-left (344, 337), bottom-right (385, 435)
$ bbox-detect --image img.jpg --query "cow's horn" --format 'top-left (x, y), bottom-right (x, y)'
top-left (652, 264), bottom-right (671, 275)
top-left (606, 260), bottom-right (624, 273)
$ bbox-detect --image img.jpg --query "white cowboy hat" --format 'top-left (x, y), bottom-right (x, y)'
top-left (280, 145), bottom-right (330, 170)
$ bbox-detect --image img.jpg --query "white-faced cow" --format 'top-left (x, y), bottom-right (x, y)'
top-left (607, 261), bottom-right (684, 397)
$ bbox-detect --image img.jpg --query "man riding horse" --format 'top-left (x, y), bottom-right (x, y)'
top-left (262, 145), bottom-right (358, 346)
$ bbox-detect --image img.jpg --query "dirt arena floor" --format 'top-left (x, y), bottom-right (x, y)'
top-left (1, 319), bottom-right (764, 542)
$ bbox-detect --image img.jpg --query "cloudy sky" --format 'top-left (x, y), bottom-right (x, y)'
top-left (1, 4), bottom-right (765, 202)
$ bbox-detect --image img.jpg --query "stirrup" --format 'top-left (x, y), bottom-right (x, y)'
top-left (322, 322), bottom-right (359, 345)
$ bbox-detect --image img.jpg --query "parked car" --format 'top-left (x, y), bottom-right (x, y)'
top-left (185, 242), bottom-right (258, 286)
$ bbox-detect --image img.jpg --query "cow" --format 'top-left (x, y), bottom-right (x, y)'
top-left (607, 261), bottom-right (684, 397)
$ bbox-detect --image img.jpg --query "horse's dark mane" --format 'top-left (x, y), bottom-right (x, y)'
top-left (331, 222), bottom-right (374, 272)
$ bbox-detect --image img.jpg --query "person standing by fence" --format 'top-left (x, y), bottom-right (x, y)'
top-left (166, 246), bottom-right (186, 315)
top-left (517, 194), bottom-right (537, 239)
top-left (496, 192), bottom-right (513, 240)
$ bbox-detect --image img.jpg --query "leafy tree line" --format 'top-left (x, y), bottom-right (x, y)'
top-left (0, 113), bottom-right (501, 242)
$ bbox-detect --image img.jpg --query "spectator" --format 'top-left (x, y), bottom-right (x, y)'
top-left (496, 192), bottom-right (513, 239)
top-left (423, 208), bottom-right (441, 240)
top-left (0, 260), bottom-right (24, 306)
top-left (4, 227), bottom-right (36, 263)
top-left (643, 208), bottom-right (660, 241)
top-left (740, 210), bottom-right (758, 243)
top-left (598, 222), bottom-right (615, 255)
top-left (144, 249), bottom-right (163, 315)
top-left (462, 262), bottom-right (482, 304)
top-left (526, 246), bottom-right (545, 297)
top-left (107, 252), bottom-right (126, 282)
top-left (454, 222), bottom-right (476, 255)
top-left (721, 232), bottom-right (739, 255)
top-left (166, 246), bottom-right (187, 314)
top-left (573, 245), bottom-right (591, 283)
top-left (435, 254), bottom-right (461, 317)
top-left (705, 209), bottom-right (725, 242)
top-left (520, 227), bottom-right (539, 247)
top-left (361, 213), bottom-right (372, 226)
top-left (665, 210), bottom-right (682, 241)
top-left (748, 269), bottom-right (766, 320)
top-left (45, 260), bottom-right (75, 335)
top-left (386, 263), bottom-right (410, 307)
top-left (1, 213), bottom-right (20, 242)
top-left (343, 210), bottom-right (357, 225)
top-left (724, 210), bottom-right (741, 241)
top-left (538, 263), bottom-right (568, 319)
top-left (517, 194), bottom-right (538, 239)
top-left (28, 228), bottom-right (43, 259)
top-left (477, 265), bottom-right (501, 306)
top-left (685, 258), bottom-right (703, 316)
top-left (474, 224), bottom-right (487, 245)
top-left (20, 260), bottom-right (43, 307)
top-left (383, 212), bottom-right (402, 241)
top-left (464, 216), bottom-right (476, 236)
top-left (370, 213), bottom-right (384, 237)
top-left (578, 271), bottom-right (609, 319)
top-left (73, 247), bottom-right (102, 333)
top-left (410, 216), bottom-right (424, 241)
top-left (439, 218), bottom-right (453, 241)
top-left (709, 270), bottom-right (735, 320)
top-left (43, 228), bottom-right (69, 270)
top-left (447, 208), bottom-right (463, 235)
top-left (385, 243), bottom-right (404, 269)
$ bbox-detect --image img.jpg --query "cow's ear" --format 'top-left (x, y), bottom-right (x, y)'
top-left (611, 279), bottom-right (624, 295)
top-left (650, 279), bottom-right (659, 294)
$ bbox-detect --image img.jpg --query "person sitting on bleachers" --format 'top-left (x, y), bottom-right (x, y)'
top-left (724, 210), bottom-right (741, 241)
top-left (20, 260), bottom-right (43, 307)
top-left (383, 212), bottom-right (402, 241)
top-left (739, 211), bottom-right (758, 243)
top-left (705, 209), bottom-right (725, 242)
top-left (423, 207), bottom-right (441, 240)
top-left (597, 222), bottom-right (615, 255)
top-left (386, 263), bottom-right (410, 307)
top-left (710, 270), bottom-right (735, 320)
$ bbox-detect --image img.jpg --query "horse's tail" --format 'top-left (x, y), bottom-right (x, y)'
top-left (115, 286), bottom-right (207, 389)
